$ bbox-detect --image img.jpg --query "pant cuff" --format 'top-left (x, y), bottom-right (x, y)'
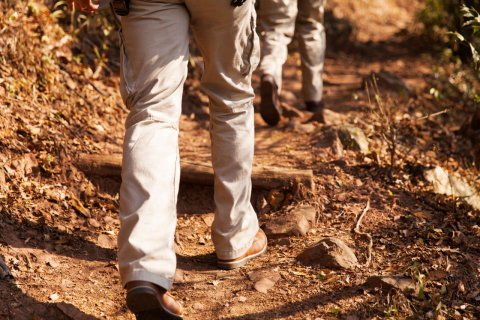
top-left (121, 270), bottom-right (173, 291)
top-left (215, 227), bottom-right (259, 260)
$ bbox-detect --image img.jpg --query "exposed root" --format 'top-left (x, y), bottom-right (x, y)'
top-left (353, 200), bottom-right (372, 268)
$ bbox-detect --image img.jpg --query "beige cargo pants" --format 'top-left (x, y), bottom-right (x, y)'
top-left (257, 0), bottom-right (326, 102)
top-left (117, 0), bottom-right (260, 291)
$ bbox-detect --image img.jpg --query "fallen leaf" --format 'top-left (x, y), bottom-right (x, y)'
top-left (412, 211), bottom-right (435, 220)
top-left (54, 238), bottom-right (69, 244)
top-left (429, 270), bottom-right (448, 281)
top-left (71, 196), bottom-right (90, 218)
top-left (267, 189), bottom-right (284, 210)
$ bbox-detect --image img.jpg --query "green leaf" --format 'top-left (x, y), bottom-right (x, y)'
top-left (328, 308), bottom-right (343, 313)
top-left (463, 16), bottom-right (480, 29)
top-left (469, 42), bottom-right (480, 70)
top-left (459, 6), bottom-right (476, 18)
top-left (417, 274), bottom-right (425, 300)
top-left (317, 270), bottom-right (327, 280)
top-left (446, 31), bottom-right (465, 42)
top-left (434, 301), bottom-right (442, 318)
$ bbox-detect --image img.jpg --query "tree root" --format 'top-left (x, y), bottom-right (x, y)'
top-left (353, 200), bottom-right (372, 268)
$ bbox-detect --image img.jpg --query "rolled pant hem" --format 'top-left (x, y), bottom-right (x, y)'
top-left (121, 270), bottom-right (173, 291)
top-left (215, 227), bottom-right (258, 260)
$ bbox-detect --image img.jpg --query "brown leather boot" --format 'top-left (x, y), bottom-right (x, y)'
top-left (260, 74), bottom-right (282, 126)
top-left (126, 281), bottom-right (183, 320)
top-left (217, 229), bottom-right (267, 270)
top-left (306, 101), bottom-right (325, 123)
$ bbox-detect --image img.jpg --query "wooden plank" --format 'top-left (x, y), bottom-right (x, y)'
top-left (75, 154), bottom-right (314, 190)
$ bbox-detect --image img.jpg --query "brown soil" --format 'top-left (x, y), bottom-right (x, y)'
top-left (1, 0), bottom-right (480, 319)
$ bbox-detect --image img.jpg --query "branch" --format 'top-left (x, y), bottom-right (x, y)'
top-left (353, 200), bottom-right (372, 268)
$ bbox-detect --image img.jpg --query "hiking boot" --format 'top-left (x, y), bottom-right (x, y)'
top-left (305, 100), bottom-right (325, 113)
top-left (217, 229), bottom-right (267, 270)
top-left (260, 74), bottom-right (282, 126)
top-left (306, 101), bottom-right (325, 123)
top-left (126, 281), bottom-right (183, 320)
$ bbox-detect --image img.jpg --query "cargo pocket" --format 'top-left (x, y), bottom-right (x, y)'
top-left (239, 7), bottom-right (260, 75)
top-left (119, 28), bottom-right (138, 110)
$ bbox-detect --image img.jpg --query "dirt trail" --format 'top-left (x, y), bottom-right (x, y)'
top-left (1, 0), bottom-right (480, 319)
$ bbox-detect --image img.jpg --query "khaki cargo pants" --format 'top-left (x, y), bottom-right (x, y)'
top-left (257, 0), bottom-right (326, 102)
top-left (117, 0), bottom-right (260, 291)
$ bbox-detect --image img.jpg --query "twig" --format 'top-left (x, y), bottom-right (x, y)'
top-left (116, 102), bottom-right (129, 113)
top-left (353, 200), bottom-right (372, 268)
top-left (52, 118), bottom-right (88, 152)
top-left (0, 165), bottom-right (20, 189)
top-left (73, 90), bottom-right (96, 112)
top-left (390, 127), bottom-right (396, 171)
top-left (86, 78), bottom-right (109, 97)
top-left (417, 109), bottom-right (449, 121)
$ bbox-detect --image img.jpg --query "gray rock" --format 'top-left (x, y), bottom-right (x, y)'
top-left (365, 276), bottom-right (418, 295)
top-left (310, 109), bottom-right (346, 126)
top-left (336, 125), bottom-right (369, 154)
top-left (296, 238), bottom-right (358, 269)
top-left (369, 69), bottom-right (413, 96)
top-left (424, 166), bottom-right (480, 211)
top-left (264, 214), bottom-right (310, 237)
top-left (292, 205), bottom-right (316, 225)
top-left (57, 302), bottom-right (98, 320)
top-left (285, 119), bottom-right (315, 133)
top-left (97, 234), bottom-right (115, 249)
top-left (249, 271), bottom-right (281, 294)
top-left (311, 127), bottom-right (344, 158)
top-left (192, 303), bottom-right (204, 311)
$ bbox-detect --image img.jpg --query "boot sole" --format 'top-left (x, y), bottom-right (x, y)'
top-left (126, 287), bottom-right (183, 320)
top-left (217, 243), bottom-right (268, 270)
top-left (260, 80), bottom-right (281, 126)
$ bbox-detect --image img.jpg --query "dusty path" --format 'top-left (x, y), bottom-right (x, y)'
top-left (1, 0), bottom-right (480, 319)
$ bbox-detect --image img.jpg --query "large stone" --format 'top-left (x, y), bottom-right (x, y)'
top-left (285, 119), bottom-right (315, 133)
top-left (57, 302), bottom-right (98, 320)
top-left (336, 125), bottom-right (369, 154)
top-left (296, 238), bottom-right (358, 269)
top-left (365, 276), bottom-right (418, 295)
top-left (424, 166), bottom-right (480, 211)
top-left (310, 109), bottom-right (346, 126)
top-left (97, 234), bottom-right (115, 249)
top-left (248, 271), bottom-right (281, 294)
top-left (368, 69), bottom-right (413, 96)
top-left (292, 205), bottom-right (316, 225)
top-left (264, 214), bottom-right (310, 237)
top-left (311, 127), bottom-right (344, 158)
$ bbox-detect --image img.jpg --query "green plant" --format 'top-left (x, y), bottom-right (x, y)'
top-left (448, 6), bottom-right (480, 69)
